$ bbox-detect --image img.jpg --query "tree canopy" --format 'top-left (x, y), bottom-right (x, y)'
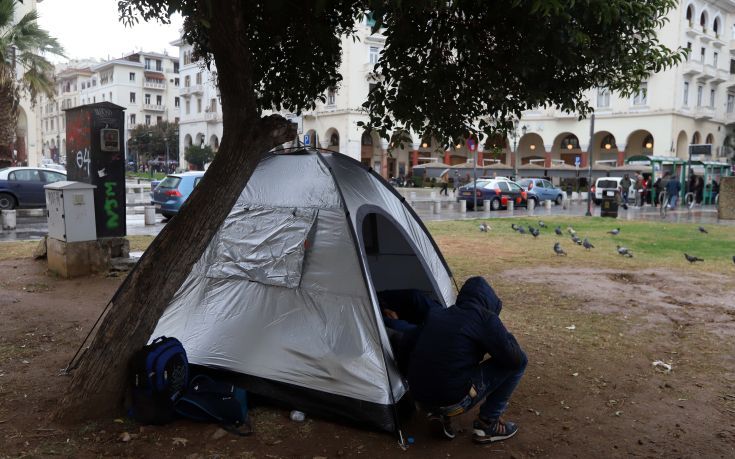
top-left (128, 121), bottom-right (179, 162)
top-left (118, 0), bottom-right (683, 147)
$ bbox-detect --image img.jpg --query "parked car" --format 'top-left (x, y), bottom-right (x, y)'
top-left (592, 177), bottom-right (624, 205)
top-left (150, 172), bottom-right (205, 218)
top-left (0, 167), bottom-right (67, 210)
top-left (456, 178), bottom-right (528, 210)
top-left (41, 164), bottom-right (66, 172)
top-left (517, 178), bottom-right (564, 206)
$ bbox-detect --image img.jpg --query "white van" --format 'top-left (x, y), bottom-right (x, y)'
top-left (592, 177), bottom-right (623, 204)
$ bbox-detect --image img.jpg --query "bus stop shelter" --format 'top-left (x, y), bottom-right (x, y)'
top-left (686, 160), bottom-right (732, 204)
top-left (626, 155), bottom-right (687, 202)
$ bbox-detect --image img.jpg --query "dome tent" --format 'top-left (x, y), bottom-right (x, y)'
top-left (151, 148), bottom-right (456, 433)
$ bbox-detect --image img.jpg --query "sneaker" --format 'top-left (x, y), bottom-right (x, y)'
top-left (472, 417), bottom-right (518, 443)
top-left (427, 413), bottom-right (456, 440)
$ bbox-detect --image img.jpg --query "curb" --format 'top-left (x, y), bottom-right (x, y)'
top-left (16, 209), bottom-right (45, 218)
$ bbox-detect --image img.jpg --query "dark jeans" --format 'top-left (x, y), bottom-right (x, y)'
top-left (426, 357), bottom-right (527, 421)
top-left (468, 358), bottom-right (527, 420)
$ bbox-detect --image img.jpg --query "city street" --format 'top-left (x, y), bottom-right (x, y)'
top-left (1, 199), bottom-right (731, 243)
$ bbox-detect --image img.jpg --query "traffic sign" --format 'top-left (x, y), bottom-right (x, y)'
top-left (304, 134), bottom-right (310, 146)
top-left (467, 138), bottom-right (477, 152)
top-left (574, 156), bottom-right (581, 167)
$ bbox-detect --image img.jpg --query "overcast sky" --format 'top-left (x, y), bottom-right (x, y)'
top-left (36, 0), bottom-right (183, 64)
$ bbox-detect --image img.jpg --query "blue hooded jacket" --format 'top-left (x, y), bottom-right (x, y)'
top-left (406, 277), bottom-right (527, 406)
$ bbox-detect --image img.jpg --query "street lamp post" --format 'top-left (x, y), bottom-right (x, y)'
top-left (164, 136), bottom-right (169, 174)
top-left (512, 121), bottom-right (527, 182)
top-left (585, 113), bottom-right (595, 216)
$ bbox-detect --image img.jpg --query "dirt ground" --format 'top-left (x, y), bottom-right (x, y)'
top-left (1, 256), bottom-right (734, 458)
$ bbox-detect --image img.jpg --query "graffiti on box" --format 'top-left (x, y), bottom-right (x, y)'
top-left (103, 181), bottom-right (119, 229)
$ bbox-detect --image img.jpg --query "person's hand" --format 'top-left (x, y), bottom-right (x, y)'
top-left (383, 309), bottom-right (399, 320)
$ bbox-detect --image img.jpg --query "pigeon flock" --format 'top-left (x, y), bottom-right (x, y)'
top-left (485, 220), bottom-right (722, 264)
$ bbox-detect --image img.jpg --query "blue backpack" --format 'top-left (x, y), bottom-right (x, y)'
top-left (129, 336), bottom-right (189, 425)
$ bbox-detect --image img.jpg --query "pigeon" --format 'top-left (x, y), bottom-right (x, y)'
top-left (607, 228), bottom-right (620, 236)
top-left (511, 223), bottom-right (519, 231)
top-left (555, 226), bottom-right (563, 236)
top-left (732, 255), bottom-right (735, 264)
top-left (617, 245), bottom-right (633, 257)
top-left (530, 227), bottom-right (540, 238)
top-left (698, 226), bottom-right (708, 234)
top-left (572, 236), bottom-right (582, 245)
top-left (567, 227), bottom-right (576, 236)
top-left (684, 253), bottom-right (704, 263)
top-left (553, 242), bottom-right (567, 256)
top-left (538, 220), bottom-right (547, 228)
top-left (479, 222), bottom-right (489, 232)
top-left (517, 226), bottom-right (527, 234)
top-left (583, 238), bottom-right (594, 250)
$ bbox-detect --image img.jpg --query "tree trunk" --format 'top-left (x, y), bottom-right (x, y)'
top-left (0, 82), bottom-right (18, 168)
top-left (55, 0), bottom-right (295, 422)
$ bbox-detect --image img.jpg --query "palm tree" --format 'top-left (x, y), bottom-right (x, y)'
top-left (0, 0), bottom-right (63, 167)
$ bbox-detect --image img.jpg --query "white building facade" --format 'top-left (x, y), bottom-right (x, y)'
top-left (173, 37), bottom-right (222, 166)
top-left (36, 52), bottom-right (180, 164)
top-left (175, 1), bottom-right (735, 177)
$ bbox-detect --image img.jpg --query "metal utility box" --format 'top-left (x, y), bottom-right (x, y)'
top-left (45, 181), bottom-right (97, 243)
top-left (64, 102), bottom-right (126, 238)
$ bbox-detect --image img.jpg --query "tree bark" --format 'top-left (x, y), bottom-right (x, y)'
top-left (55, 0), bottom-right (295, 422)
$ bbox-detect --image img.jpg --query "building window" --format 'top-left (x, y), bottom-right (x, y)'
top-left (145, 94), bottom-right (151, 104)
top-left (700, 47), bottom-right (706, 62)
top-left (156, 59), bottom-right (162, 71)
top-left (596, 88), bottom-right (610, 108)
top-left (632, 82), bottom-right (648, 105)
top-left (174, 97), bottom-right (180, 108)
top-left (728, 94), bottom-right (734, 113)
top-left (129, 72), bottom-right (135, 82)
top-left (129, 114), bottom-right (136, 125)
top-left (368, 83), bottom-right (378, 96)
top-left (197, 98), bottom-right (202, 113)
top-left (130, 92), bottom-right (136, 103)
top-left (185, 100), bottom-right (190, 114)
top-left (144, 58), bottom-right (151, 70)
top-left (209, 98), bottom-right (217, 112)
top-left (327, 87), bottom-right (336, 105)
top-left (102, 94), bottom-right (105, 101)
top-left (145, 115), bottom-right (151, 125)
top-left (697, 85), bottom-right (703, 106)
top-left (50, 119), bottom-right (54, 130)
top-left (683, 81), bottom-right (689, 105)
top-left (174, 77), bottom-right (179, 87)
top-left (710, 88), bottom-right (715, 107)
top-left (156, 116), bottom-right (163, 124)
top-left (156, 95), bottom-right (162, 105)
top-left (714, 51), bottom-right (719, 68)
top-left (195, 72), bottom-right (202, 85)
top-left (184, 75), bottom-right (190, 87)
top-left (109, 92), bottom-right (112, 102)
top-left (173, 62), bottom-right (179, 73)
top-left (369, 46), bottom-right (380, 65)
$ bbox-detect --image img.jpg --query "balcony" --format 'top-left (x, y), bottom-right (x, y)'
top-left (143, 80), bottom-right (166, 90)
top-left (205, 111), bottom-right (222, 123)
top-left (693, 106), bottom-right (715, 120)
top-left (712, 68), bottom-right (728, 84)
top-left (726, 111), bottom-right (735, 123)
top-left (143, 104), bottom-right (165, 112)
top-left (681, 59), bottom-right (703, 77)
top-left (685, 22), bottom-right (701, 39)
top-left (178, 84), bottom-right (203, 97)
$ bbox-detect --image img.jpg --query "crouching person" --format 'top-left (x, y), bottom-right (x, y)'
top-left (407, 276), bottom-right (527, 443)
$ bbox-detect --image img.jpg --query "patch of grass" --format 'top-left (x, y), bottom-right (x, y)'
top-left (427, 217), bottom-right (735, 272)
top-left (0, 241), bottom-right (38, 260)
top-left (127, 235), bottom-right (154, 252)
